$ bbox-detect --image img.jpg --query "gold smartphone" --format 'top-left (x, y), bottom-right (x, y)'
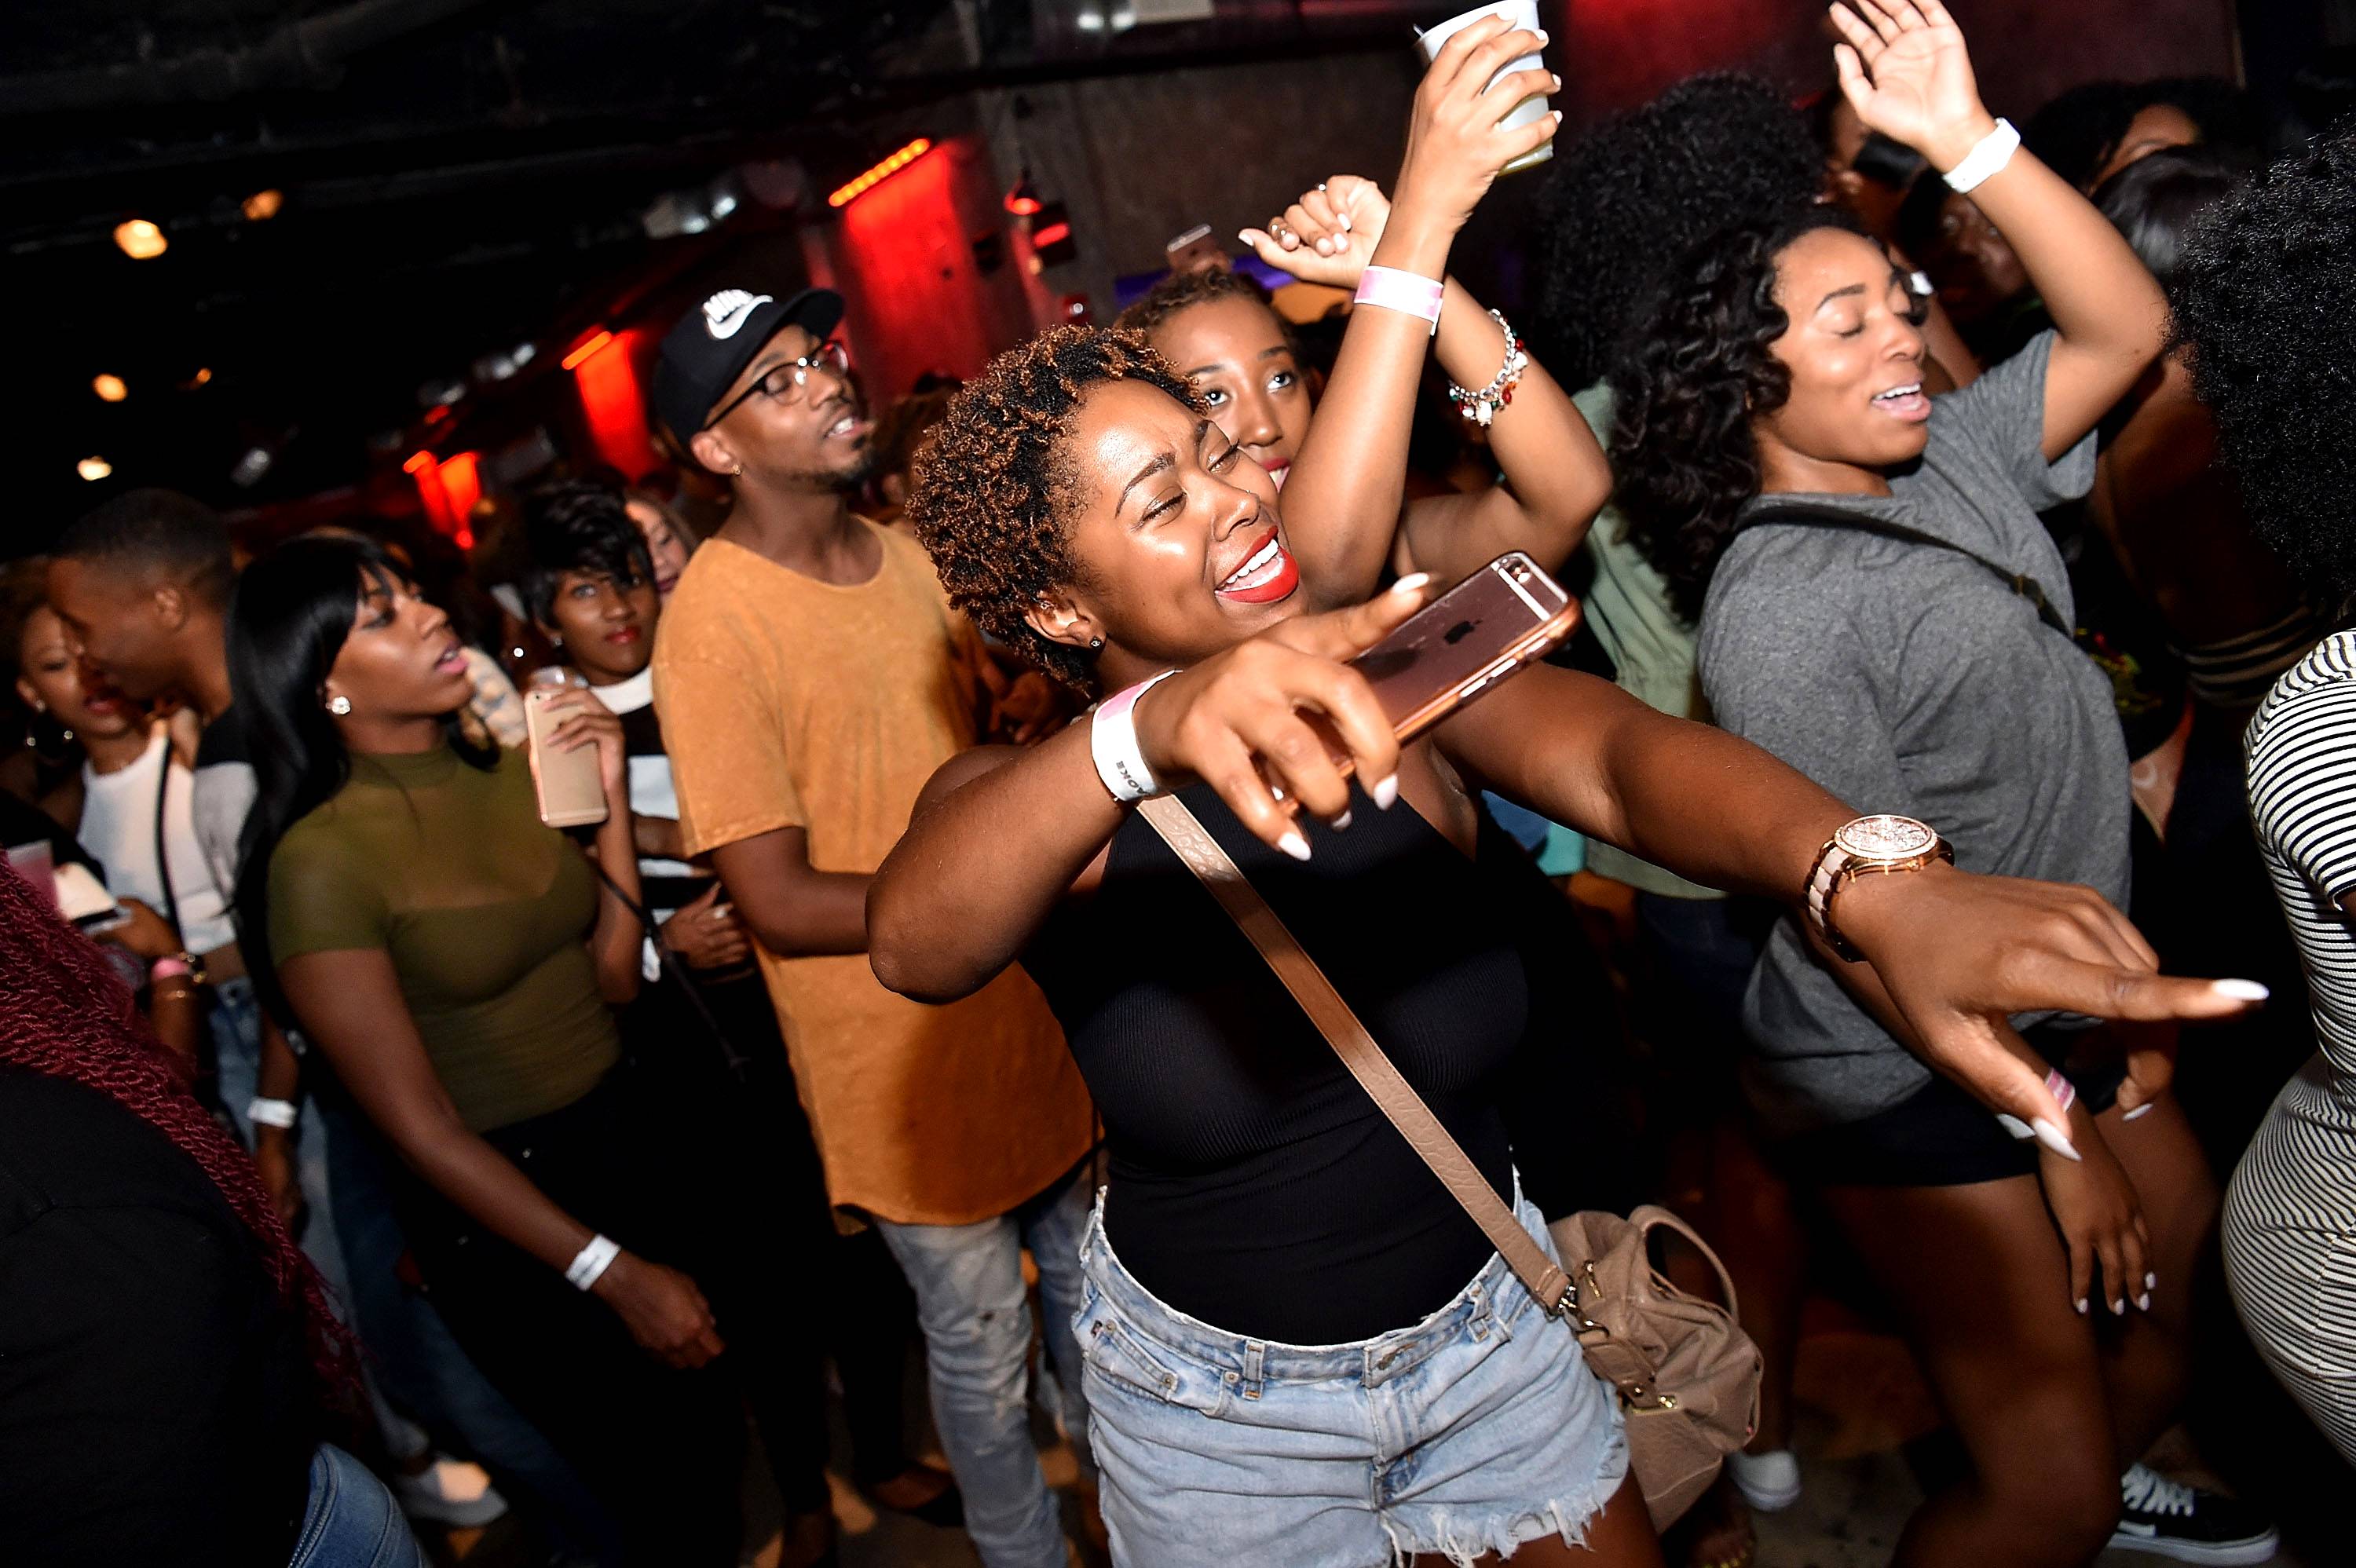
top-left (1354, 552), bottom-right (1581, 744)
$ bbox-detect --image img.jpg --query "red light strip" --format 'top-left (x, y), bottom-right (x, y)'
top-left (829, 138), bottom-right (934, 208)
top-left (561, 329), bottom-right (615, 371)
top-left (1030, 221), bottom-right (1071, 249)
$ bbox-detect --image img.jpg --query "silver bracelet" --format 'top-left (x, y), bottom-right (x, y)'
top-left (1446, 310), bottom-right (1527, 428)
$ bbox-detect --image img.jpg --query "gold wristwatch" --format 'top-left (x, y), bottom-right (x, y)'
top-left (1804, 815), bottom-right (1953, 962)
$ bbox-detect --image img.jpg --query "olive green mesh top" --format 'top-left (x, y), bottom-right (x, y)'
top-left (267, 744), bottom-right (620, 1132)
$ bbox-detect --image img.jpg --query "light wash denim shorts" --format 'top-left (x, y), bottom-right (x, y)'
top-left (1074, 1183), bottom-right (1630, 1567)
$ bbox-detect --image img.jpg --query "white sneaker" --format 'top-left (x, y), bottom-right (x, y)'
top-left (393, 1457), bottom-right (510, 1529)
top-left (1726, 1447), bottom-right (1802, 1513)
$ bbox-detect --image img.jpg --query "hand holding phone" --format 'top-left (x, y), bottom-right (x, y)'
top-left (1128, 555), bottom-right (1578, 859)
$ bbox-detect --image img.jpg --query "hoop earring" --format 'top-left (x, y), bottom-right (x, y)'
top-left (327, 695), bottom-right (353, 716)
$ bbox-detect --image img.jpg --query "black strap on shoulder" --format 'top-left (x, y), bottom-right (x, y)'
top-left (150, 741), bottom-right (185, 946)
top-left (1743, 502), bottom-right (2074, 641)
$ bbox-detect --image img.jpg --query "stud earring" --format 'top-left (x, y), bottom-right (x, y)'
top-left (1088, 637), bottom-right (1104, 651)
top-left (327, 695), bottom-right (353, 716)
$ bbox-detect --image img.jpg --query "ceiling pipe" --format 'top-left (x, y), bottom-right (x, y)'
top-left (0, 0), bottom-right (503, 115)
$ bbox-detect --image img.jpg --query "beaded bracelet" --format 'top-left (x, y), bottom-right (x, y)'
top-left (1447, 310), bottom-right (1528, 428)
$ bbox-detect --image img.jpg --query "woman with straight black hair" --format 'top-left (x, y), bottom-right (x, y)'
top-left (229, 533), bottom-right (754, 1566)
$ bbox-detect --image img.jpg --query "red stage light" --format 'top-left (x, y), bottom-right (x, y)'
top-left (1030, 221), bottom-right (1071, 250)
top-left (829, 138), bottom-right (934, 208)
top-left (561, 329), bottom-right (615, 371)
top-left (403, 451), bottom-right (435, 474)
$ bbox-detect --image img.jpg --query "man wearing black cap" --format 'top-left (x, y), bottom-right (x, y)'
top-left (651, 287), bottom-right (1099, 1568)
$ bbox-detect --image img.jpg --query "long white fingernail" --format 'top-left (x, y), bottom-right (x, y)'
top-left (2123, 1102), bottom-right (2154, 1122)
top-left (1338, 213), bottom-right (1352, 232)
top-left (2112, 1299), bottom-right (2127, 1316)
top-left (2138, 1293), bottom-right (2153, 1311)
top-left (2032, 1119), bottom-right (2082, 1162)
top-left (1370, 775), bottom-right (1399, 810)
top-left (2146, 1272), bottom-right (2157, 1289)
top-left (1238, 229), bottom-right (1254, 245)
top-left (1278, 830), bottom-right (1312, 862)
top-left (2215, 978), bottom-right (2270, 1002)
top-left (1996, 1113), bottom-right (2033, 1140)
top-left (1391, 572), bottom-right (1432, 596)
top-left (2076, 1298), bottom-right (2089, 1315)
top-left (1330, 810), bottom-right (1352, 831)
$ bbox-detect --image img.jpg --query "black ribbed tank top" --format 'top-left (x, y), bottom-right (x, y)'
top-left (1025, 779), bottom-right (1578, 1344)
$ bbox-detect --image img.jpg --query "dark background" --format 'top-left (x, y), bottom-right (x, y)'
top-left (3, 0), bottom-right (2336, 552)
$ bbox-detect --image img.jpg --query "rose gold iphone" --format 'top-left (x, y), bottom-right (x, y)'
top-left (1352, 552), bottom-right (1581, 744)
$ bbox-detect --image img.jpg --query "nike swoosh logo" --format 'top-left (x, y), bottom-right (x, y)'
top-left (702, 290), bottom-right (774, 340)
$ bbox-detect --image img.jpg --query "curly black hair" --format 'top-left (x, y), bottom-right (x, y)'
top-left (1524, 73), bottom-right (1825, 393)
top-left (1608, 205), bottom-right (1869, 622)
top-left (905, 326), bottom-right (1202, 692)
top-left (2171, 128), bottom-right (2356, 612)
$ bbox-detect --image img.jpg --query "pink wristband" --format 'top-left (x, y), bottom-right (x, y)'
top-left (149, 956), bottom-right (192, 981)
top-left (2045, 1069), bottom-right (2078, 1116)
top-left (1353, 265), bottom-right (1443, 334)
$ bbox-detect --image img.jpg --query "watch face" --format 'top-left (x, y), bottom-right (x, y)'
top-left (1835, 814), bottom-right (1937, 862)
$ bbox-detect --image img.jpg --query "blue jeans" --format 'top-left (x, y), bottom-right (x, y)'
top-left (286, 1445), bottom-right (425, 1568)
top-left (1077, 1184), bottom-right (1627, 1568)
top-left (878, 1161), bottom-right (1095, 1568)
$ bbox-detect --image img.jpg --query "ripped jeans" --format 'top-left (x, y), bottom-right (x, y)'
top-left (1075, 1184), bottom-right (1627, 1568)
top-left (876, 1161), bottom-right (1095, 1568)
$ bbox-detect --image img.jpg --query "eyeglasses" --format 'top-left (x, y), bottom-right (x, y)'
top-left (703, 340), bottom-right (851, 429)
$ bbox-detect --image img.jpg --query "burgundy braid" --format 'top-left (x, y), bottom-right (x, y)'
top-left (0, 860), bottom-right (360, 1408)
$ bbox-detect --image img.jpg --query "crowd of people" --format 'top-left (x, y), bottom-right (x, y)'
top-left (5, 3), bottom-right (2355, 1566)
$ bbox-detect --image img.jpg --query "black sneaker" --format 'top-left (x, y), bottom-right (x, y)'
top-left (2109, 1464), bottom-right (2279, 1565)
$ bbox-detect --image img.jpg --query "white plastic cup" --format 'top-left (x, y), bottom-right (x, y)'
top-left (1416, 0), bottom-right (1555, 174)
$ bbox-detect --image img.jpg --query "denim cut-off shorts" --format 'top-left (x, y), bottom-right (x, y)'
top-left (1074, 1184), bottom-right (1630, 1567)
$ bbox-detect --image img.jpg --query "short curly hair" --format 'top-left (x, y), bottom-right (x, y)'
top-left (1524, 73), bottom-right (1825, 393)
top-left (906, 326), bottom-right (1202, 691)
top-left (1609, 205), bottom-right (1870, 621)
top-left (2171, 129), bottom-right (2356, 612)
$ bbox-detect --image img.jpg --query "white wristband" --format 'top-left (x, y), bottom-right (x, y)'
top-left (565, 1234), bottom-right (622, 1292)
top-left (1090, 670), bottom-right (1180, 803)
top-left (247, 1096), bottom-right (299, 1131)
top-left (1941, 117), bottom-right (2021, 195)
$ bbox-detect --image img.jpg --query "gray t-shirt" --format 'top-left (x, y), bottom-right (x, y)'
top-left (1697, 334), bottom-right (2126, 1135)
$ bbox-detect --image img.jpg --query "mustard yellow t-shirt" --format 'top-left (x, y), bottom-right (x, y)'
top-left (650, 524), bottom-right (1094, 1226)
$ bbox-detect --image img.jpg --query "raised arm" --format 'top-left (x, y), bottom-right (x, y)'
top-left (1252, 175), bottom-right (1608, 590)
top-left (1830, 0), bottom-right (2163, 456)
top-left (280, 947), bottom-right (722, 1368)
top-left (1233, 14), bottom-right (1560, 605)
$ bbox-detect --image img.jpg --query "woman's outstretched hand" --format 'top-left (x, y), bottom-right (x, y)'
top-left (1832, 864), bottom-right (2266, 1157)
top-left (1240, 175), bottom-right (1392, 291)
top-left (1828, 0), bottom-right (1997, 174)
top-left (1129, 574), bottom-right (1434, 858)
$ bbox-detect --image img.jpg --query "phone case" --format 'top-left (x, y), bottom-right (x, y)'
top-left (525, 688), bottom-right (610, 828)
top-left (1352, 552), bottom-right (1581, 744)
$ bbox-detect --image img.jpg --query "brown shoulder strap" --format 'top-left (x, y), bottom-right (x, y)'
top-left (1136, 795), bottom-right (1572, 1314)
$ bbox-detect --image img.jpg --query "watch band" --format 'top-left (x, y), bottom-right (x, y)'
top-left (1803, 816), bottom-right (1953, 961)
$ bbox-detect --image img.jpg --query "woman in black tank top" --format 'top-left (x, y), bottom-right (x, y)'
top-left (867, 24), bottom-right (2258, 1568)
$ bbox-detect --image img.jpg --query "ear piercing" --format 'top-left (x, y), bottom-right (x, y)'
top-left (1088, 637), bottom-right (1104, 651)
top-left (327, 695), bottom-right (353, 715)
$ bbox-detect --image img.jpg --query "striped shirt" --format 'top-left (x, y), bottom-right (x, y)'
top-left (2224, 628), bottom-right (2356, 1464)
top-left (2179, 604), bottom-right (2326, 713)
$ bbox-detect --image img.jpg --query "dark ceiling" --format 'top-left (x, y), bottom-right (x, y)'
top-left (4, 0), bottom-right (974, 546)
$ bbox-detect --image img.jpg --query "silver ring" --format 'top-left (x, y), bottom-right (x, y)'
top-left (1315, 182), bottom-right (1327, 192)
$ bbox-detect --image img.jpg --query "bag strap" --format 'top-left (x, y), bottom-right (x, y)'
top-left (148, 737), bottom-right (186, 948)
top-left (1744, 503), bottom-right (2074, 641)
top-left (1136, 795), bottom-right (1574, 1315)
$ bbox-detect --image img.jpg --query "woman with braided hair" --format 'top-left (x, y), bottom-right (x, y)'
top-left (1608, 3), bottom-right (2277, 1563)
top-left (865, 14), bottom-right (2267, 1567)
top-left (0, 858), bottom-right (422, 1566)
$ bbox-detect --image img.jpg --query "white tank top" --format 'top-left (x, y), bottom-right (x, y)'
top-left (78, 729), bottom-right (237, 955)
